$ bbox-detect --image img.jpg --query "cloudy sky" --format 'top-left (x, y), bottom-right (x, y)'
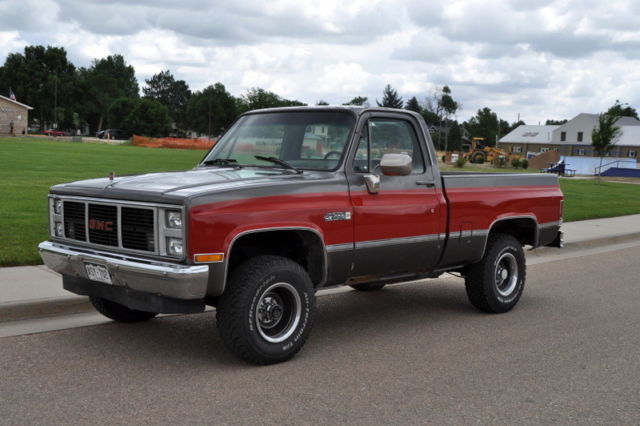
top-left (1, 0), bottom-right (639, 124)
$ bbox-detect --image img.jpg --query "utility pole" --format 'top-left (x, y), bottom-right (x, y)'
top-left (53, 74), bottom-right (58, 129)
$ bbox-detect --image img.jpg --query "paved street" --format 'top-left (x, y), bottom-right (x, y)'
top-left (1, 245), bottom-right (639, 425)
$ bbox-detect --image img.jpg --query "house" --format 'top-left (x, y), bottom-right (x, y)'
top-left (0, 94), bottom-right (33, 136)
top-left (499, 113), bottom-right (640, 159)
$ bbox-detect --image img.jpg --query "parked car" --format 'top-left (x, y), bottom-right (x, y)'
top-left (96, 129), bottom-right (131, 140)
top-left (43, 129), bottom-right (65, 137)
top-left (39, 107), bottom-right (564, 364)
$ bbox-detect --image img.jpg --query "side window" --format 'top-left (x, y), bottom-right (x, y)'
top-left (352, 118), bottom-right (425, 173)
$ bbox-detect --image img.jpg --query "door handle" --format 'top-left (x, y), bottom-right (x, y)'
top-left (416, 180), bottom-right (435, 188)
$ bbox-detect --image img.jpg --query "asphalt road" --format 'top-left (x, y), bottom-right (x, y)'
top-left (1, 246), bottom-right (639, 425)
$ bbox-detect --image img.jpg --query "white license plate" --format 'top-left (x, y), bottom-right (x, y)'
top-left (85, 263), bottom-right (113, 284)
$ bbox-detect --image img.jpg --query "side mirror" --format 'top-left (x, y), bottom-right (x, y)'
top-left (363, 173), bottom-right (380, 194)
top-left (380, 153), bottom-right (412, 176)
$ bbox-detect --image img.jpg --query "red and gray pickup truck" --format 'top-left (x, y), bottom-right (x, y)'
top-left (39, 107), bottom-right (563, 364)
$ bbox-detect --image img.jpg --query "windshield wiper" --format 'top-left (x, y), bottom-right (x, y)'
top-left (201, 158), bottom-right (242, 169)
top-left (254, 155), bottom-right (302, 174)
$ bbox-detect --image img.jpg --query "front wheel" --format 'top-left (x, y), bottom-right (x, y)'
top-left (216, 255), bottom-right (315, 365)
top-left (464, 234), bottom-right (526, 313)
top-left (89, 297), bottom-right (158, 323)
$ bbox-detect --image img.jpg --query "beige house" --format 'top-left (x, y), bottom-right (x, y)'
top-left (499, 113), bottom-right (640, 159)
top-left (0, 94), bottom-right (33, 136)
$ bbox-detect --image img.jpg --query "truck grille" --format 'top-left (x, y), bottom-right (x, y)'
top-left (122, 207), bottom-right (155, 251)
top-left (63, 201), bottom-right (86, 241)
top-left (61, 200), bottom-right (157, 253)
top-left (88, 204), bottom-right (118, 246)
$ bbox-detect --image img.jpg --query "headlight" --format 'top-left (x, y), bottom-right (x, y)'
top-left (167, 238), bottom-right (184, 256)
top-left (53, 198), bottom-right (63, 214)
top-left (166, 211), bottom-right (183, 228)
top-left (55, 222), bottom-right (63, 237)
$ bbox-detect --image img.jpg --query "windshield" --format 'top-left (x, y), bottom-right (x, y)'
top-left (202, 111), bottom-right (355, 171)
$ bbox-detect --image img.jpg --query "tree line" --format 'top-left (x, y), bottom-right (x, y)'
top-left (0, 45), bottom-right (307, 137)
top-left (3, 45), bottom-right (635, 147)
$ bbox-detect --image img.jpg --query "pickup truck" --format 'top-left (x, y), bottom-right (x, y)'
top-left (39, 107), bottom-right (563, 364)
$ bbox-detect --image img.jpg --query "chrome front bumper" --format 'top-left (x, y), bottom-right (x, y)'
top-left (38, 241), bottom-right (209, 300)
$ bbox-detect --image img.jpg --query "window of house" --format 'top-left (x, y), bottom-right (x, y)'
top-left (540, 147), bottom-right (549, 153)
top-left (577, 132), bottom-right (583, 142)
top-left (560, 131), bottom-right (566, 142)
top-left (577, 149), bottom-right (585, 156)
top-left (629, 150), bottom-right (637, 158)
top-left (512, 146), bottom-right (522, 153)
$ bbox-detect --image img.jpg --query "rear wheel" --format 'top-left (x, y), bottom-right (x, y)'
top-left (216, 255), bottom-right (315, 365)
top-left (464, 234), bottom-right (525, 313)
top-left (89, 297), bottom-right (158, 323)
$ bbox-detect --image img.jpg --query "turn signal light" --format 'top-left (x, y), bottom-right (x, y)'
top-left (194, 253), bottom-right (225, 263)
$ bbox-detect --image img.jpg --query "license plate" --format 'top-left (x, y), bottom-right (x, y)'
top-left (85, 263), bottom-right (112, 284)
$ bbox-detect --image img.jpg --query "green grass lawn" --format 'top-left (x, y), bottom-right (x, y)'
top-left (560, 178), bottom-right (640, 222)
top-left (0, 137), bottom-right (204, 266)
top-left (1, 137), bottom-right (640, 266)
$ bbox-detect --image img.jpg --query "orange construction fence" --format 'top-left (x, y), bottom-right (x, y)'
top-left (132, 135), bottom-right (216, 150)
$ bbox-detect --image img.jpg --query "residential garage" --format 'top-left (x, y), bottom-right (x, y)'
top-left (0, 94), bottom-right (33, 136)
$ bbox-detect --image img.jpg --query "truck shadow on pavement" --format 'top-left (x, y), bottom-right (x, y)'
top-left (55, 279), bottom-right (548, 368)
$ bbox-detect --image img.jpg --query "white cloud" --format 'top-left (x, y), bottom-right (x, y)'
top-left (1, 0), bottom-right (639, 124)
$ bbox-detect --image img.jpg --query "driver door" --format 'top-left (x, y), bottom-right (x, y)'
top-left (346, 113), bottom-right (445, 278)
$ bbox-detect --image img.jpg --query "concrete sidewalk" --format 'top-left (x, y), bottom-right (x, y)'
top-left (2, 213), bottom-right (640, 323)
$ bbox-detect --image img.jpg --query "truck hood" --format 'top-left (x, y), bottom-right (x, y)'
top-left (50, 167), bottom-right (331, 203)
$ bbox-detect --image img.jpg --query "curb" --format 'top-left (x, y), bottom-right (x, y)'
top-left (0, 297), bottom-right (93, 323)
top-left (2, 232), bottom-right (640, 324)
top-left (532, 231), bottom-right (640, 256)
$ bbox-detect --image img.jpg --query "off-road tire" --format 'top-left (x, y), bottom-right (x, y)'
top-left (216, 255), bottom-right (315, 365)
top-left (464, 233), bottom-right (526, 313)
top-left (89, 296), bottom-right (158, 323)
top-left (349, 282), bottom-right (386, 291)
top-left (471, 152), bottom-right (486, 164)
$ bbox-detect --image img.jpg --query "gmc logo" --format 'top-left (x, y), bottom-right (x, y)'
top-left (89, 219), bottom-right (114, 231)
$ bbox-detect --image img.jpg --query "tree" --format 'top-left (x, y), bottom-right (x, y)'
top-left (404, 96), bottom-right (422, 113)
top-left (123, 98), bottom-right (171, 137)
top-left (545, 119), bottom-right (568, 125)
top-left (187, 83), bottom-right (238, 136)
top-left (464, 107), bottom-right (510, 147)
top-left (343, 96), bottom-right (369, 106)
top-left (143, 70), bottom-right (191, 129)
top-left (376, 84), bottom-right (403, 108)
top-left (107, 97), bottom-right (137, 129)
top-left (592, 112), bottom-right (621, 183)
top-left (80, 54), bottom-right (139, 132)
top-left (606, 100), bottom-right (638, 119)
top-left (316, 100), bottom-right (329, 105)
top-left (239, 87), bottom-right (305, 112)
top-left (424, 86), bottom-right (460, 150)
top-left (0, 45), bottom-right (79, 130)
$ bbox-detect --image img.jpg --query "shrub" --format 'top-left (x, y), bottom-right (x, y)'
top-left (511, 157), bottom-right (521, 168)
top-left (493, 156), bottom-right (507, 168)
top-left (455, 157), bottom-right (467, 168)
top-left (520, 159), bottom-right (529, 169)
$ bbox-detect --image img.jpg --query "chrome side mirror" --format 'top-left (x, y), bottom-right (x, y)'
top-left (363, 173), bottom-right (380, 194)
top-left (380, 153), bottom-right (412, 176)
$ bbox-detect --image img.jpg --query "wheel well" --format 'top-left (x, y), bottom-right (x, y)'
top-left (489, 218), bottom-right (537, 247)
top-left (228, 230), bottom-right (325, 287)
